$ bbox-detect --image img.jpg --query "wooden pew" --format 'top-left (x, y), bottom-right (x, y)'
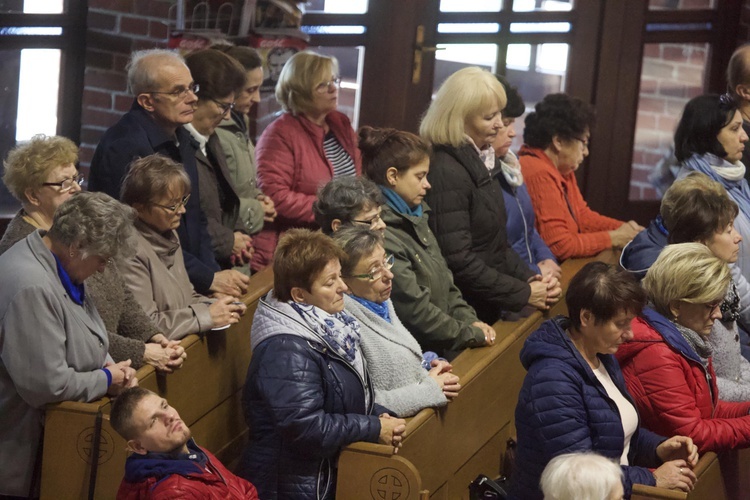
top-left (39, 266), bottom-right (273, 500)
top-left (336, 252), bottom-right (617, 499)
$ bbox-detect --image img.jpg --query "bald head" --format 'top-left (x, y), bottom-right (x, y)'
top-left (127, 49), bottom-right (188, 96)
top-left (727, 44), bottom-right (750, 101)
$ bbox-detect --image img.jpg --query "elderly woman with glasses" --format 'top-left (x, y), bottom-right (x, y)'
top-left (333, 226), bottom-right (458, 417)
top-left (675, 94), bottom-right (750, 282)
top-left (119, 154), bottom-right (246, 340)
top-left (239, 229), bottom-right (405, 499)
top-left (520, 93), bottom-right (642, 260)
top-left (251, 50), bottom-right (362, 271)
top-left (314, 176), bottom-right (386, 235)
top-left (0, 135), bottom-right (185, 374)
top-left (183, 49), bottom-right (255, 272)
top-left (616, 243), bottom-right (750, 453)
top-left (0, 192), bottom-right (139, 497)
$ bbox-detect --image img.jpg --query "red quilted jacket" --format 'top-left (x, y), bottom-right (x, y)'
top-left (251, 111), bottom-right (361, 270)
top-left (615, 311), bottom-right (750, 453)
top-left (116, 445), bottom-right (259, 500)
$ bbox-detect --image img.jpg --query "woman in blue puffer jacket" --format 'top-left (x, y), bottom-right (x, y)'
top-left (512, 262), bottom-right (698, 500)
top-left (239, 229), bottom-right (406, 499)
top-left (493, 76), bottom-right (561, 280)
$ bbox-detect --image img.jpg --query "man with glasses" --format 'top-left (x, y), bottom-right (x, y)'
top-left (89, 49), bottom-right (249, 298)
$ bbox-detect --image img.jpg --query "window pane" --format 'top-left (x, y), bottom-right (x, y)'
top-left (440, 0), bottom-right (502, 12)
top-left (0, 0), bottom-right (64, 13)
top-left (255, 46), bottom-right (364, 137)
top-left (437, 23), bottom-right (500, 34)
top-left (629, 43), bottom-right (709, 201)
top-left (649, 0), bottom-right (716, 10)
top-left (513, 0), bottom-right (573, 12)
top-left (300, 25), bottom-right (366, 35)
top-left (304, 0), bottom-right (368, 14)
top-left (509, 22), bottom-right (571, 33)
top-left (504, 43), bottom-right (569, 152)
top-left (433, 44), bottom-right (498, 95)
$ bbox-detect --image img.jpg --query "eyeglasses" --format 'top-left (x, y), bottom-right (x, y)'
top-left (345, 254), bottom-right (395, 281)
top-left (153, 194), bottom-right (190, 213)
top-left (573, 136), bottom-right (590, 149)
top-left (351, 212), bottom-right (383, 228)
top-left (43, 173), bottom-right (84, 193)
top-left (210, 97), bottom-right (235, 114)
top-left (315, 77), bottom-right (342, 94)
top-left (147, 82), bottom-right (200, 99)
top-left (704, 301), bottom-right (723, 314)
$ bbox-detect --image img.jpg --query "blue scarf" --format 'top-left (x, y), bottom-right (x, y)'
top-left (289, 302), bottom-right (362, 363)
top-left (682, 153), bottom-right (750, 221)
top-left (350, 294), bottom-right (391, 323)
top-left (654, 214), bottom-right (668, 236)
top-left (52, 253), bottom-right (85, 305)
top-left (379, 186), bottom-right (423, 217)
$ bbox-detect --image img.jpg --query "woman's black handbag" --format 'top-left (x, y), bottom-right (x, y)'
top-left (468, 474), bottom-right (509, 500)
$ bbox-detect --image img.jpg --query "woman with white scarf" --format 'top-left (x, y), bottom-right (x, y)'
top-left (493, 75), bottom-right (561, 280)
top-left (676, 93), bottom-right (750, 281)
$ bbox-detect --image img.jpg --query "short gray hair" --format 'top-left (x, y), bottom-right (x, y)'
top-left (47, 192), bottom-right (138, 260)
top-left (540, 452), bottom-right (623, 500)
top-left (127, 49), bottom-right (186, 95)
top-left (313, 176), bottom-right (384, 235)
top-left (332, 225), bottom-right (384, 277)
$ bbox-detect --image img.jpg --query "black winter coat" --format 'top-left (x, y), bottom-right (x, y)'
top-left (239, 296), bottom-right (383, 499)
top-left (425, 143), bottom-right (534, 323)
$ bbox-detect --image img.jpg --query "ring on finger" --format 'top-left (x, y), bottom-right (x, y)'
top-left (680, 467), bottom-right (683, 474)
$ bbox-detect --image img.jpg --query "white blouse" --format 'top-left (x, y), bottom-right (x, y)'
top-left (593, 362), bottom-right (639, 465)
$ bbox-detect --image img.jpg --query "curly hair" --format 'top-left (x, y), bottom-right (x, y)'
top-left (2, 134), bottom-right (78, 203)
top-left (313, 176), bottom-right (384, 235)
top-left (523, 93), bottom-right (596, 149)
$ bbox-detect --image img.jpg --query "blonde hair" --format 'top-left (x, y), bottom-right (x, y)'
top-left (419, 66), bottom-right (507, 147)
top-left (643, 243), bottom-right (730, 317)
top-left (2, 134), bottom-right (79, 203)
top-left (275, 51), bottom-right (339, 115)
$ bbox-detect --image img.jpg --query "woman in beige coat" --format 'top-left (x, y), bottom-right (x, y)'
top-left (119, 154), bottom-right (247, 339)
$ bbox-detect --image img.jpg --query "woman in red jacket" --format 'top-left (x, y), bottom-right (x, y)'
top-left (251, 51), bottom-right (362, 270)
top-left (520, 93), bottom-right (642, 260)
top-left (616, 243), bottom-right (750, 452)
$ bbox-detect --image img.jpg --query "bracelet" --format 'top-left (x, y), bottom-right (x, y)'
top-left (101, 367), bottom-right (112, 387)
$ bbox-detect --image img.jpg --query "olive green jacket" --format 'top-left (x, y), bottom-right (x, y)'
top-left (381, 202), bottom-right (484, 355)
top-left (215, 114), bottom-right (266, 235)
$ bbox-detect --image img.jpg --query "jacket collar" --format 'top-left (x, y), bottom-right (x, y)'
top-left (135, 219), bottom-right (181, 267)
top-left (640, 307), bottom-right (704, 364)
top-left (434, 143), bottom-right (492, 188)
top-left (343, 295), bottom-right (423, 358)
top-left (123, 439), bottom-right (210, 484)
top-left (128, 101), bottom-right (197, 154)
top-left (381, 202), bottom-right (433, 250)
top-left (517, 145), bottom-right (571, 184)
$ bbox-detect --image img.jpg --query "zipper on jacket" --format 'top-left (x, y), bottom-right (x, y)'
top-left (512, 189), bottom-right (533, 265)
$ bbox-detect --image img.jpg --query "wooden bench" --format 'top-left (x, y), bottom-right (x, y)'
top-left (39, 266), bottom-right (273, 500)
top-left (335, 252), bottom-right (617, 499)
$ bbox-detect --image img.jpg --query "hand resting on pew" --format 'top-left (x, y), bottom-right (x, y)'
top-left (144, 333), bottom-right (186, 373)
top-left (379, 413), bottom-right (407, 454)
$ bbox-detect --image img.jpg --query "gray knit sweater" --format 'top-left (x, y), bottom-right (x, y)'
top-left (343, 294), bottom-right (447, 417)
top-left (0, 210), bottom-right (160, 368)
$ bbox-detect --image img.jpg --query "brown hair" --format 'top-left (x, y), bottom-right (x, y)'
top-left (120, 154), bottom-right (191, 207)
top-left (359, 126), bottom-right (431, 185)
top-left (211, 44), bottom-right (262, 71)
top-left (110, 387), bottom-right (156, 441)
top-left (273, 229), bottom-right (347, 302)
top-left (184, 49), bottom-right (246, 100)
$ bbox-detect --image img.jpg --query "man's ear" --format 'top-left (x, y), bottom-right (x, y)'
top-left (137, 93), bottom-right (156, 112)
top-left (127, 439), bottom-right (148, 455)
top-left (735, 84), bottom-right (750, 103)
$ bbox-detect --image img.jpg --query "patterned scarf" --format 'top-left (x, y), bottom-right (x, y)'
top-left (672, 321), bottom-right (713, 360)
top-left (721, 278), bottom-right (741, 323)
top-left (499, 150), bottom-right (524, 187)
top-left (289, 301), bottom-right (362, 364)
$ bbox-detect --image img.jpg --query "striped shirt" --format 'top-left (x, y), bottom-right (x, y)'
top-left (324, 131), bottom-right (356, 178)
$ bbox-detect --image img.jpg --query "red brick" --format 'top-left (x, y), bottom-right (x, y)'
top-left (657, 114), bottom-right (679, 131)
top-left (666, 98), bottom-right (686, 115)
top-left (83, 89), bottom-right (112, 109)
top-left (638, 96), bottom-right (667, 113)
top-left (80, 126), bottom-right (106, 145)
top-left (643, 44), bottom-right (660, 58)
top-left (88, 1), bottom-right (133, 13)
top-left (149, 20), bottom-right (170, 40)
top-left (636, 111), bottom-right (658, 130)
top-left (85, 69), bottom-right (127, 92)
top-left (639, 77), bottom-right (659, 94)
top-left (689, 47), bottom-right (707, 66)
top-left (677, 66), bottom-right (704, 84)
top-left (629, 165), bottom-right (652, 184)
top-left (114, 94), bottom-right (135, 112)
top-left (79, 146), bottom-right (95, 169)
top-left (86, 49), bottom-right (114, 70)
top-left (642, 59), bottom-right (675, 80)
top-left (660, 82), bottom-right (685, 98)
top-left (82, 108), bottom-right (122, 129)
top-left (629, 184), bottom-right (643, 201)
top-left (120, 15), bottom-right (150, 36)
top-left (134, 0), bottom-right (172, 19)
top-left (685, 85), bottom-right (703, 98)
top-left (632, 150), bottom-right (663, 166)
top-left (131, 38), bottom-right (167, 51)
top-left (88, 11), bottom-right (117, 31)
top-left (113, 54), bottom-right (130, 73)
top-left (662, 45), bottom-right (690, 63)
top-left (641, 186), bottom-right (658, 201)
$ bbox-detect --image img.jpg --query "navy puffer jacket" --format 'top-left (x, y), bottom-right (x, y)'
top-left (512, 316), bottom-right (665, 500)
top-left (238, 295), bottom-right (383, 499)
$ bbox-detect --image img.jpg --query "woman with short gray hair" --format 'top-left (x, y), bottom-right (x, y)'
top-left (0, 191), bottom-right (139, 497)
top-left (314, 176), bottom-right (385, 235)
top-left (540, 452), bottom-right (624, 500)
top-left (334, 225), bottom-right (459, 417)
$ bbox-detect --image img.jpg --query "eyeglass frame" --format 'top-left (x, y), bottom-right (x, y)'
top-left (42, 173), bottom-right (85, 193)
top-left (209, 97), bottom-right (236, 114)
top-left (145, 82), bottom-right (200, 99)
top-left (152, 194), bottom-right (191, 213)
top-left (572, 136), bottom-right (590, 149)
top-left (351, 211), bottom-right (383, 228)
top-left (344, 253), bottom-right (395, 281)
top-left (314, 77), bottom-right (342, 94)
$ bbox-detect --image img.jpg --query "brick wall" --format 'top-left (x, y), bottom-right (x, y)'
top-left (80, 0), bottom-right (173, 167)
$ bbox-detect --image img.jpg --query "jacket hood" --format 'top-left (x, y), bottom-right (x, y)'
top-left (250, 292), bottom-right (327, 350)
top-left (616, 308), bottom-right (703, 365)
top-left (123, 439), bottom-right (206, 484)
top-left (620, 219), bottom-right (667, 278)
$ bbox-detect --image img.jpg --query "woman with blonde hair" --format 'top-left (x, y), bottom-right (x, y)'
top-left (251, 50), bottom-right (361, 270)
top-left (420, 67), bottom-right (560, 324)
top-left (616, 243), bottom-right (750, 452)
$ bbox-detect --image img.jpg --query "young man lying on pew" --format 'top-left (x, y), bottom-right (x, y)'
top-left (110, 387), bottom-right (259, 499)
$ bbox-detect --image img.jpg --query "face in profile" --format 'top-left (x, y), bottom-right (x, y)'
top-left (128, 394), bottom-right (191, 455)
top-left (343, 244), bottom-right (393, 304)
top-left (717, 110), bottom-right (748, 163)
top-left (388, 156), bottom-right (431, 208)
top-left (580, 309), bottom-right (636, 355)
top-left (145, 62), bottom-right (198, 128)
top-left (704, 220), bottom-right (742, 263)
top-left (137, 179), bottom-right (189, 234)
top-left (555, 130), bottom-right (590, 176)
top-left (293, 259), bottom-right (348, 314)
